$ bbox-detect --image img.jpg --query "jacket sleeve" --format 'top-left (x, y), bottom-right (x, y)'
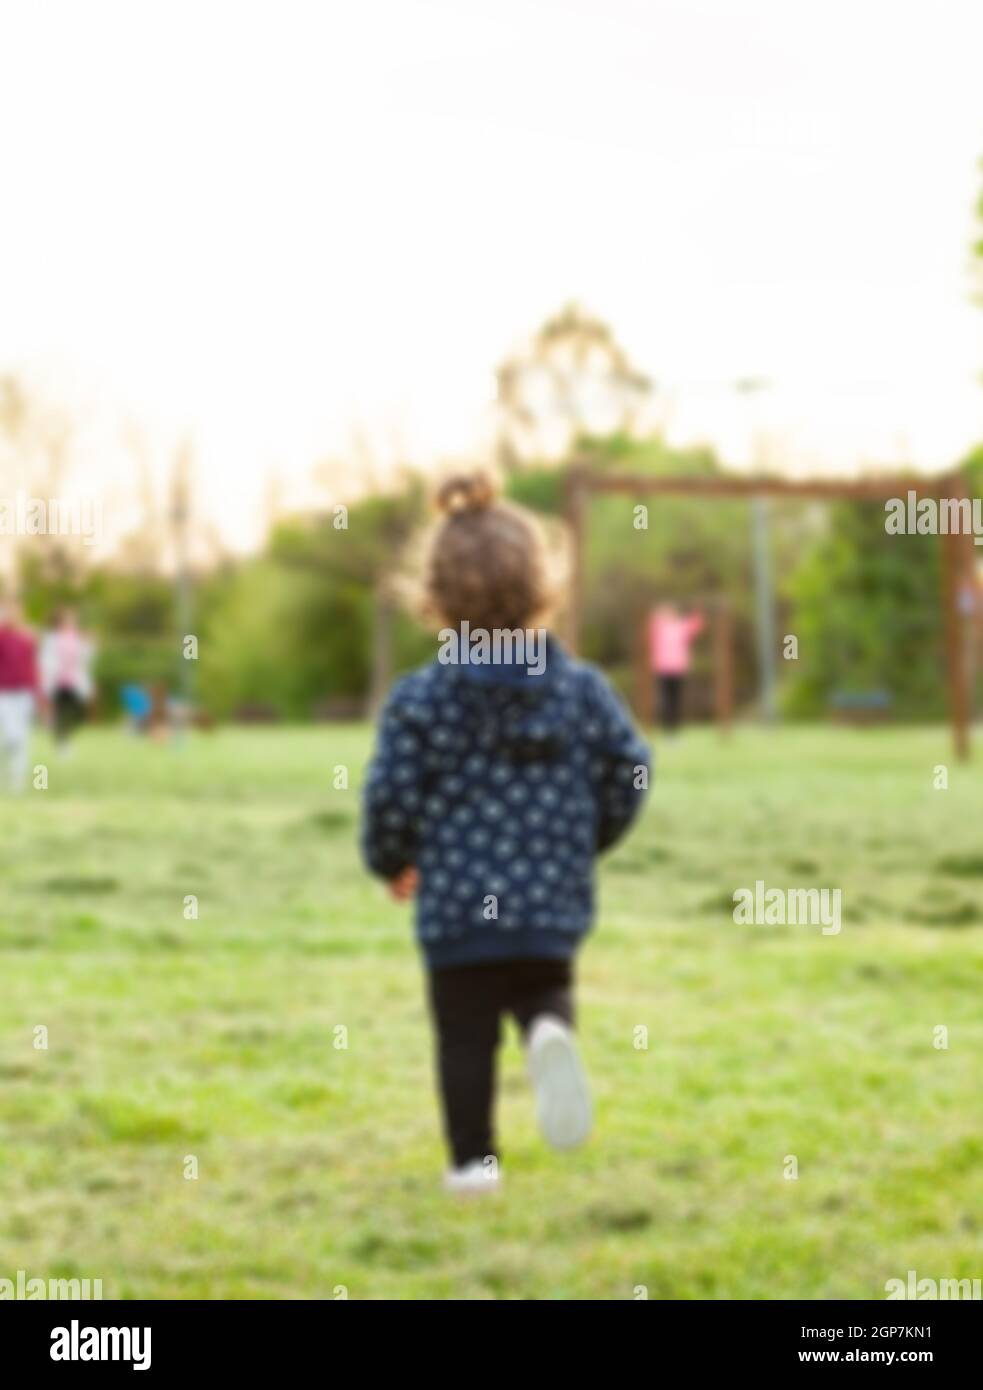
top-left (360, 681), bottom-right (426, 879)
top-left (584, 669), bottom-right (651, 853)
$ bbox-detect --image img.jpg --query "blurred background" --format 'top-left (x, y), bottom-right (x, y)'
top-left (1, 0), bottom-right (982, 1301)
top-left (2, 0), bottom-right (982, 728)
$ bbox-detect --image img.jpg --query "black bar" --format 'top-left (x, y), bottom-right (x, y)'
top-left (3, 1299), bottom-right (978, 1373)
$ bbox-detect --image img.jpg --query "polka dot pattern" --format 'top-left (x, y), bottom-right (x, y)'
top-left (361, 638), bottom-right (650, 966)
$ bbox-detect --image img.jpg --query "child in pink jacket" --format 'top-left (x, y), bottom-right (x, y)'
top-left (648, 603), bottom-right (704, 732)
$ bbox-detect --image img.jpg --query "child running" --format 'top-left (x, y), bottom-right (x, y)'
top-left (361, 472), bottom-right (650, 1193)
top-left (40, 607), bottom-right (95, 755)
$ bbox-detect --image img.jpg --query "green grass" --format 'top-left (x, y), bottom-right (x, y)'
top-left (1, 723), bottom-right (981, 1299)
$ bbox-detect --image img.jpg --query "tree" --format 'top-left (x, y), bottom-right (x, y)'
top-left (495, 304), bottom-right (651, 469)
top-left (0, 374), bottom-right (84, 593)
top-left (782, 501), bottom-right (945, 720)
top-left (268, 480), bottom-right (431, 713)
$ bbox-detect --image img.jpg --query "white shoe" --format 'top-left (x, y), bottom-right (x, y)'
top-left (443, 1159), bottom-right (501, 1195)
top-left (527, 1015), bottom-right (592, 1150)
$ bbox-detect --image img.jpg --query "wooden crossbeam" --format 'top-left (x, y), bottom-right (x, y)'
top-left (573, 471), bottom-right (959, 501)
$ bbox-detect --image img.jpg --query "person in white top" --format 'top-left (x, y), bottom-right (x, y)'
top-left (40, 608), bottom-right (96, 752)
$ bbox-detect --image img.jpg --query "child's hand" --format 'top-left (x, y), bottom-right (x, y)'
top-left (388, 866), bottom-right (418, 902)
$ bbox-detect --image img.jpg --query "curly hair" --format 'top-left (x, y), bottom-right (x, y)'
top-left (421, 471), bottom-right (556, 632)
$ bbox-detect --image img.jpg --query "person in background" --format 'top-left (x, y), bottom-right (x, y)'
top-left (120, 682), bottom-right (153, 734)
top-left (40, 607), bottom-right (96, 754)
top-left (147, 682), bottom-right (172, 741)
top-left (648, 602), bottom-right (704, 734)
top-left (0, 599), bottom-right (39, 793)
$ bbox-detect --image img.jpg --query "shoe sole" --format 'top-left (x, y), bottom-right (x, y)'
top-left (528, 1018), bottom-right (592, 1150)
top-left (444, 1176), bottom-right (502, 1196)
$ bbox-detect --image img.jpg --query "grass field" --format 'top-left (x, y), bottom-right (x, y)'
top-left (1, 723), bottom-right (982, 1300)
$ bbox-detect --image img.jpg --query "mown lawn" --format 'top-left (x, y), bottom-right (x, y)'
top-left (1, 723), bottom-right (981, 1299)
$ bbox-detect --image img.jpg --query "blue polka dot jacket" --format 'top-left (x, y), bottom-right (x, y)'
top-left (361, 635), bottom-right (650, 968)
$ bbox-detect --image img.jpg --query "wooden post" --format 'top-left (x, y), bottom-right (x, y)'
top-left (714, 598), bottom-right (734, 735)
top-left (563, 466), bottom-right (587, 655)
top-left (940, 473), bottom-right (972, 762)
top-left (634, 608), bottom-right (652, 724)
top-left (368, 581), bottom-right (395, 718)
top-left (959, 490), bottom-right (979, 716)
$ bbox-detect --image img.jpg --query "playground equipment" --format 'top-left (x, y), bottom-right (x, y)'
top-left (564, 466), bottom-right (977, 760)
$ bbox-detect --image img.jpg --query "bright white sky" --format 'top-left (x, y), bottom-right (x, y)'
top-left (1, 0), bottom-right (981, 551)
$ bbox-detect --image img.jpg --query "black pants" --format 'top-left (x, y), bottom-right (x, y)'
top-left (657, 674), bottom-right (684, 731)
top-left (426, 957), bottom-right (575, 1167)
top-left (53, 687), bottom-right (85, 744)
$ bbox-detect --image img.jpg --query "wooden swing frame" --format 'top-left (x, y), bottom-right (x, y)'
top-left (563, 466), bottom-right (976, 760)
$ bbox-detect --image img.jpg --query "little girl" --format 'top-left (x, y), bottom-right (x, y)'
top-left (361, 472), bottom-right (649, 1192)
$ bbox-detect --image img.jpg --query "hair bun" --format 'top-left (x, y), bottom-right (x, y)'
top-left (435, 471), bottom-right (497, 518)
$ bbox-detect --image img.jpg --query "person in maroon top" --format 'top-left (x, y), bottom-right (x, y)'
top-left (0, 599), bottom-right (39, 792)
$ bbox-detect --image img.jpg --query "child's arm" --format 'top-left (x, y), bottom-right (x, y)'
top-left (360, 680), bottom-right (425, 883)
top-left (584, 669), bottom-right (651, 853)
